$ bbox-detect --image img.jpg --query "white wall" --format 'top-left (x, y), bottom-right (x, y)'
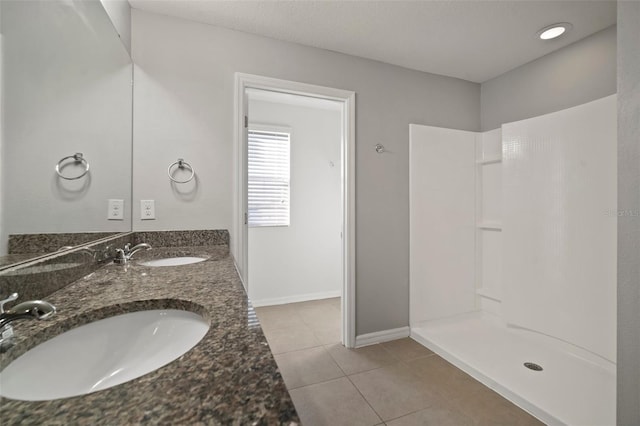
top-left (100, 0), bottom-right (132, 55)
top-left (247, 97), bottom-right (342, 306)
top-left (409, 124), bottom-right (477, 324)
top-left (476, 129), bottom-right (503, 316)
top-left (2, 0), bottom-right (132, 237)
top-left (502, 95), bottom-right (617, 362)
top-left (617, 1), bottom-right (640, 422)
top-left (481, 26), bottom-right (616, 131)
top-left (131, 9), bottom-right (480, 335)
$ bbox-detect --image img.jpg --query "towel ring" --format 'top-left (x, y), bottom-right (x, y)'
top-left (168, 158), bottom-right (195, 183)
top-left (55, 153), bottom-right (90, 180)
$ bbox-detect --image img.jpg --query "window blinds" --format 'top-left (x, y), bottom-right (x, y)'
top-left (248, 130), bottom-right (291, 227)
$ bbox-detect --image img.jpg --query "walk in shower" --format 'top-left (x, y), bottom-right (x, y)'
top-left (409, 95), bottom-right (617, 425)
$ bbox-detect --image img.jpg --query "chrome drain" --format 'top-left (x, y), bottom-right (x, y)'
top-left (524, 362), bottom-right (543, 371)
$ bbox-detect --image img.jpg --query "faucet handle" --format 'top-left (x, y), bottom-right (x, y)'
top-left (123, 243), bottom-right (131, 254)
top-left (0, 293), bottom-right (18, 313)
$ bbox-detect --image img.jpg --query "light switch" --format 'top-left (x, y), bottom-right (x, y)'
top-left (108, 199), bottom-right (124, 220)
top-left (141, 200), bottom-right (155, 220)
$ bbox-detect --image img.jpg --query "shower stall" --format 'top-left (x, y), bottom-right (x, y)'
top-left (409, 95), bottom-right (617, 425)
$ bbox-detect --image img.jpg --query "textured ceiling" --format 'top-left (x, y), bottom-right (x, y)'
top-left (129, 0), bottom-right (616, 83)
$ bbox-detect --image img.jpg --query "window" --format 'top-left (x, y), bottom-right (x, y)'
top-left (248, 128), bottom-right (290, 227)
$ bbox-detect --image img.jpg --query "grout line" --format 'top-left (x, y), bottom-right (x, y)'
top-left (344, 374), bottom-right (385, 424)
top-left (286, 375), bottom-right (346, 391)
top-left (271, 341), bottom-right (328, 357)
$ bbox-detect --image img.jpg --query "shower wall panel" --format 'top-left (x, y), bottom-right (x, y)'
top-left (409, 124), bottom-right (477, 324)
top-left (502, 95), bottom-right (617, 362)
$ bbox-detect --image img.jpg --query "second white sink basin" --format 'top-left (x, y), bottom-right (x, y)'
top-left (0, 309), bottom-right (209, 401)
top-left (139, 257), bottom-right (208, 267)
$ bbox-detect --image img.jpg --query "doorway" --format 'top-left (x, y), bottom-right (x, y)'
top-left (233, 73), bottom-right (356, 347)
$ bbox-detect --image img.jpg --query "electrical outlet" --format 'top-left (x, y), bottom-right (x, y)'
top-left (108, 199), bottom-right (124, 220)
top-left (141, 200), bottom-right (155, 220)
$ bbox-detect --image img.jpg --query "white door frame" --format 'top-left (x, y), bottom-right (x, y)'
top-left (233, 73), bottom-right (356, 348)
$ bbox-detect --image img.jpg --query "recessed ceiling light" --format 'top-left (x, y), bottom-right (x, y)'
top-left (538, 23), bottom-right (572, 40)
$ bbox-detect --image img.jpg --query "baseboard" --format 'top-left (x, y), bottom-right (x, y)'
top-left (251, 290), bottom-right (341, 307)
top-left (232, 259), bottom-right (247, 292)
top-left (355, 326), bottom-right (410, 348)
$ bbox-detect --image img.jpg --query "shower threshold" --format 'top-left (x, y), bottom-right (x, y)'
top-left (411, 311), bottom-right (615, 426)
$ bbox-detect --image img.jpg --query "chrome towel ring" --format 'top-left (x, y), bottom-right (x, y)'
top-left (168, 158), bottom-right (195, 183)
top-left (55, 153), bottom-right (90, 180)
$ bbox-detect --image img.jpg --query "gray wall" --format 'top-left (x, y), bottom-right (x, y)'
top-left (2, 0), bottom-right (132, 239)
top-left (617, 1), bottom-right (640, 423)
top-left (0, 3), bottom-right (5, 255)
top-left (481, 25), bottom-right (616, 131)
top-left (131, 9), bottom-right (480, 336)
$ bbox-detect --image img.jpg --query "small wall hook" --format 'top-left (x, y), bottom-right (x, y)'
top-left (375, 144), bottom-right (385, 154)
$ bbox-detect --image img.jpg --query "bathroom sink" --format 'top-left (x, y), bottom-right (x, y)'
top-left (139, 256), bottom-right (208, 267)
top-left (0, 309), bottom-right (209, 401)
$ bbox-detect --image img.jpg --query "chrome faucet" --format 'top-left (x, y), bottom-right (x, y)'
top-left (0, 293), bottom-right (57, 351)
top-left (114, 243), bottom-right (152, 264)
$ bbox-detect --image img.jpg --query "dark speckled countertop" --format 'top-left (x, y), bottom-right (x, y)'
top-left (0, 246), bottom-right (299, 425)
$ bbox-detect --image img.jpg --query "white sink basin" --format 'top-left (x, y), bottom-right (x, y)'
top-left (139, 256), bottom-right (208, 267)
top-left (0, 309), bottom-right (209, 401)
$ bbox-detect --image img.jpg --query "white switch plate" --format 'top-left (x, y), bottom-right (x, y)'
top-left (141, 200), bottom-right (155, 220)
top-left (107, 199), bottom-right (124, 220)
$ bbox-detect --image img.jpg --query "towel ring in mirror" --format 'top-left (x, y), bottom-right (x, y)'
top-left (55, 153), bottom-right (90, 180)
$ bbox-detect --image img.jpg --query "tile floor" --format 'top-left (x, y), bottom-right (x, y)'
top-left (255, 298), bottom-right (544, 426)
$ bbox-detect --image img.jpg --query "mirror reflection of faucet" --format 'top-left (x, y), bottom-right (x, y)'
top-left (114, 243), bottom-right (152, 264)
top-left (0, 293), bottom-right (57, 352)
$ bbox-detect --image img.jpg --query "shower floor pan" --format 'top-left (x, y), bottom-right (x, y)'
top-left (411, 311), bottom-right (615, 426)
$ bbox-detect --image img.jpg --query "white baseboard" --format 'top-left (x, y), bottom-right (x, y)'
top-left (251, 290), bottom-right (341, 307)
top-left (355, 326), bottom-right (410, 348)
top-left (232, 259), bottom-right (247, 292)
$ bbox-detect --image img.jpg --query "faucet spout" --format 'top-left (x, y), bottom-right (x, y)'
top-left (0, 300), bottom-right (57, 328)
top-left (114, 243), bottom-right (152, 264)
top-left (128, 243), bottom-right (152, 258)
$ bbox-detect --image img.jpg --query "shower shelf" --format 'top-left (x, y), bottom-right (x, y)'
top-left (476, 287), bottom-right (501, 302)
top-left (476, 157), bottom-right (502, 165)
top-left (476, 222), bottom-right (502, 230)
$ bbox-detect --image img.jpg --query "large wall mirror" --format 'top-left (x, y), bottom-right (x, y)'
top-left (1, 0), bottom-right (132, 269)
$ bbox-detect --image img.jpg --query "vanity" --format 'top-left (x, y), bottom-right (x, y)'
top-left (0, 233), bottom-right (300, 424)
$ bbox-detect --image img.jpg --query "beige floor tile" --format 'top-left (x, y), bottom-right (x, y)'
top-left (262, 322), bottom-right (322, 354)
top-left (289, 377), bottom-right (381, 426)
top-left (297, 303), bottom-right (341, 329)
top-left (451, 386), bottom-right (544, 426)
top-left (408, 355), bottom-right (486, 401)
top-left (381, 338), bottom-right (434, 361)
top-left (386, 404), bottom-right (475, 426)
top-left (326, 343), bottom-right (397, 375)
top-left (255, 304), bottom-right (304, 330)
top-left (274, 346), bottom-right (344, 389)
top-left (409, 356), bottom-right (543, 426)
top-left (312, 325), bottom-right (342, 345)
top-left (349, 362), bottom-right (443, 421)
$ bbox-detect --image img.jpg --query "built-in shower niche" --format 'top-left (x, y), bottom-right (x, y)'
top-left (409, 94), bottom-right (617, 426)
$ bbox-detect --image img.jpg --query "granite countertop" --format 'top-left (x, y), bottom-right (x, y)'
top-left (0, 246), bottom-right (299, 425)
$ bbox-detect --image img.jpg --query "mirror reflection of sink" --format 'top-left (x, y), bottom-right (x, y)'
top-left (0, 309), bottom-right (209, 401)
top-left (139, 257), bottom-right (209, 267)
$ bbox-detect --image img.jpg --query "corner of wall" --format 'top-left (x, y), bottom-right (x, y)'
top-left (617, 1), bottom-right (640, 423)
top-left (480, 25), bottom-right (617, 131)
